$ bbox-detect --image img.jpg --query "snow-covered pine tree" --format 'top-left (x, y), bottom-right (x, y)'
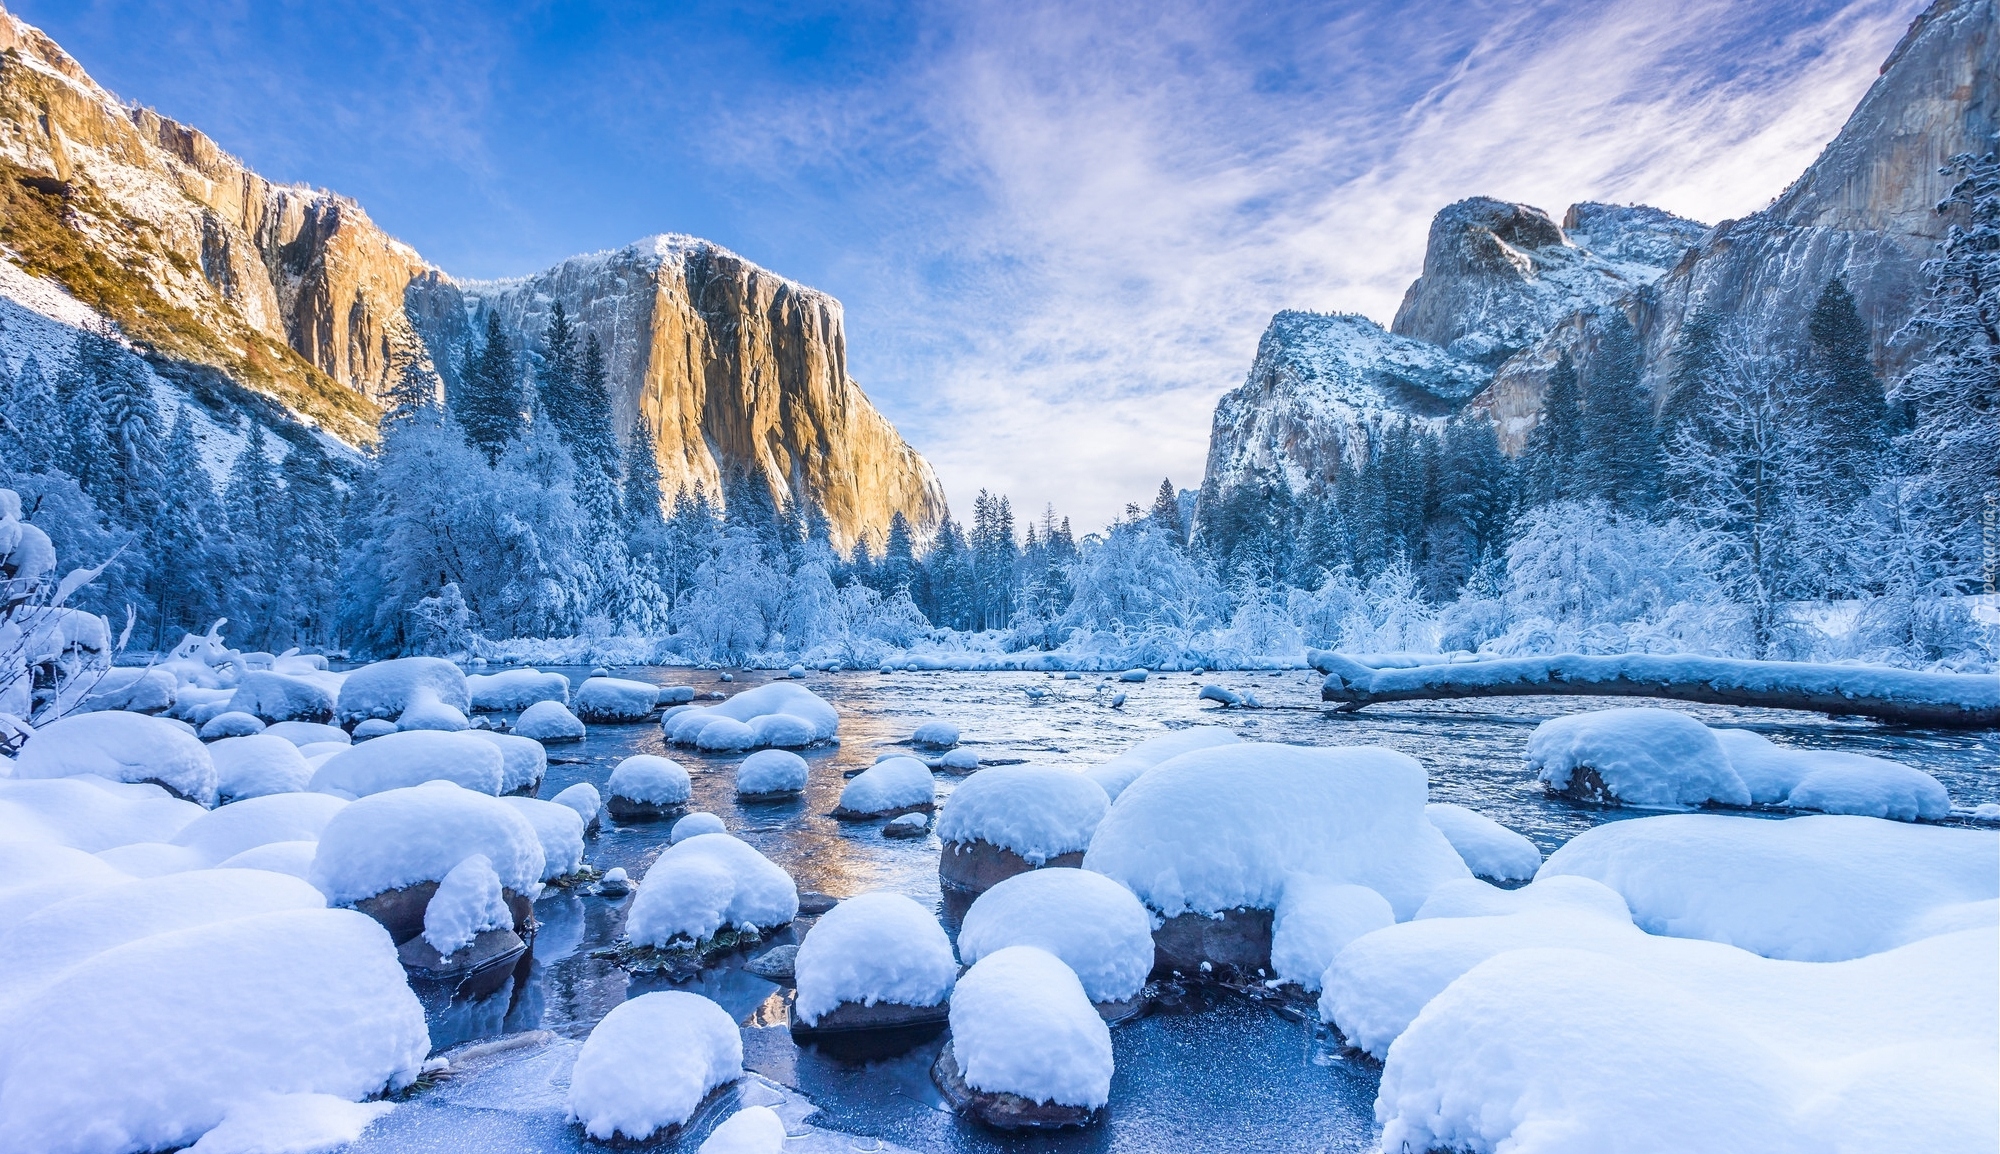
top-left (1522, 355), bottom-right (1584, 506)
top-left (460, 310), bottom-right (524, 464)
top-left (87, 335), bottom-right (164, 527)
top-left (572, 333), bottom-right (618, 472)
top-left (1579, 313), bottom-right (1658, 509)
top-left (621, 412), bottom-right (666, 543)
top-left (1806, 276), bottom-right (1892, 498)
top-left (381, 356), bottom-right (440, 430)
top-left (55, 332), bottom-right (114, 491)
top-left (0, 354), bottom-right (64, 468)
top-left (1893, 151), bottom-right (1999, 565)
top-left (224, 423), bottom-right (281, 637)
top-left (150, 406), bottom-right (223, 646)
top-left (536, 303), bottom-right (579, 436)
top-left (271, 434), bottom-right (343, 648)
top-left (1149, 477), bottom-right (1185, 545)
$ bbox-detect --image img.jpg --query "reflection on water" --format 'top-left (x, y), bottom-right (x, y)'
top-left (354, 666), bottom-right (1999, 1153)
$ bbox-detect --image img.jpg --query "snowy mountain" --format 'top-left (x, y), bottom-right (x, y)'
top-left (1201, 0), bottom-right (1996, 496)
top-left (0, 3), bottom-right (943, 549)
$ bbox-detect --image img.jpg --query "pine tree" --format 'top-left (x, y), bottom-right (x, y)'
top-left (271, 434), bottom-right (343, 647)
top-left (1149, 478), bottom-right (1185, 545)
top-left (1, 354), bottom-right (65, 469)
top-left (95, 344), bottom-right (165, 528)
top-left (572, 333), bottom-right (618, 471)
top-left (1579, 313), bottom-right (1658, 508)
top-left (150, 406), bottom-right (222, 646)
top-left (224, 423), bottom-right (281, 636)
top-left (460, 310), bottom-right (524, 463)
top-left (882, 511), bottom-right (916, 591)
top-left (381, 356), bottom-right (439, 430)
top-left (1807, 276), bottom-right (1892, 499)
top-left (1523, 356), bottom-right (1584, 505)
top-left (536, 302), bottom-right (579, 434)
top-left (621, 412), bottom-right (666, 541)
top-left (55, 333), bottom-right (112, 489)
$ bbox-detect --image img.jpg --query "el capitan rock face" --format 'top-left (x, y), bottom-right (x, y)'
top-left (425, 238), bottom-right (947, 551)
top-left (0, 3), bottom-right (945, 547)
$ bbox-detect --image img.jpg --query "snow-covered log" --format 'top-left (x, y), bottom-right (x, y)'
top-left (1317, 653), bottom-right (2000, 728)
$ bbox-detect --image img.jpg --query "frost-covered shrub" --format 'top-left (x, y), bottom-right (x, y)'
top-left (1062, 521), bottom-right (1224, 639)
top-left (1495, 501), bottom-right (1725, 656)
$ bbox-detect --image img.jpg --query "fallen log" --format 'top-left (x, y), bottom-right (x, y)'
top-left (1317, 652), bottom-right (2000, 729)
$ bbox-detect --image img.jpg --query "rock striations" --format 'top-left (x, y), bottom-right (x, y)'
top-left (1202, 0), bottom-right (1996, 493)
top-left (0, 3), bottom-right (943, 548)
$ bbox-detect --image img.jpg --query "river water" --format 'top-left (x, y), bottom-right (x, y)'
top-left (350, 666), bottom-right (2000, 1154)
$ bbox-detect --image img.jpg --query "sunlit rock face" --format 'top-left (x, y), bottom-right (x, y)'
top-left (1639, 0), bottom-right (1999, 393)
top-left (423, 236), bottom-right (947, 552)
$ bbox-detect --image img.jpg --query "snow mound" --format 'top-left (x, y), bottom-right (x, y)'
top-left (736, 749), bottom-right (808, 796)
top-left (0, 868), bottom-right (328, 995)
top-left (551, 782), bottom-right (602, 828)
top-left (421, 854), bottom-right (512, 955)
top-left (306, 731), bottom-right (506, 798)
top-left (935, 765), bottom-right (1107, 864)
top-left (835, 756), bottom-right (935, 816)
top-left (1413, 874), bottom-right (1632, 922)
top-left (1320, 880), bottom-right (1641, 1057)
top-left (575, 676), bottom-right (659, 722)
top-left (567, 991), bottom-right (744, 1142)
top-left (607, 755), bottom-right (692, 806)
top-left (208, 734), bottom-right (312, 801)
top-left (14, 711), bottom-right (218, 806)
top-left (215, 840), bottom-right (318, 879)
top-left (1084, 727), bottom-right (1240, 801)
top-left (226, 672), bottom-right (335, 725)
top-left (513, 699), bottom-right (585, 741)
top-left (793, 891), bottom-right (956, 1025)
top-left (671, 812), bottom-right (727, 843)
top-left (169, 792), bottom-right (347, 864)
top-left (466, 669), bottom-right (569, 712)
top-left (1538, 813), bottom-right (1999, 960)
top-left (911, 721), bottom-right (960, 749)
top-left (500, 797), bottom-right (587, 879)
top-left (1424, 803), bottom-right (1540, 881)
top-left (1375, 929), bottom-right (1997, 1154)
top-left (658, 685), bottom-right (696, 706)
top-left (198, 712), bottom-right (265, 740)
top-left (63, 667), bottom-right (177, 716)
top-left (352, 720), bottom-right (397, 740)
top-left (334, 658), bottom-right (469, 725)
top-left (467, 731), bottom-right (547, 795)
top-left (697, 1105), bottom-right (785, 1154)
top-left (308, 782), bottom-right (544, 906)
top-left (0, 775), bottom-right (204, 852)
top-left (184, 1093), bottom-right (393, 1154)
top-left (695, 717), bottom-right (758, 751)
top-left (949, 945), bottom-right (1113, 1109)
top-left (957, 868), bottom-right (1153, 1003)
top-left (394, 687), bottom-right (469, 732)
top-left (0, 908), bottom-right (428, 1154)
top-left (1527, 707), bottom-right (1748, 808)
top-left (665, 683), bottom-right (839, 749)
top-left (746, 712), bottom-right (816, 749)
top-left (625, 833), bottom-right (798, 947)
top-left (1083, 743), bottom-right (1468, 919)
top-left (265, 722), bottom-right (348, 748)
top-left (1270, 878), bottom-right (1394, 991)
top-left (1707, 728), bottom-right (1949, 819)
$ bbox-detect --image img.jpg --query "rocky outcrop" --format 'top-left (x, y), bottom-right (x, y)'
top-left (0, 5), bottom-right (946, 547)
top-left (424, 237), bottom-right (948, 551)
top-left (1640, 0), bottom-right (1998, 393)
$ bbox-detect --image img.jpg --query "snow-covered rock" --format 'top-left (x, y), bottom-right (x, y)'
top-left (696, 1106), bottom-right (785, 1154)
top-left (745, 711), bottom-right (816, 749)
top-left (664, 683), bottom-right (839, 749)
top-left (1269, 878), bottom-right (1394, 991)
top-left (833, 756), bottom-right (935, 818)
top-left (264, 721), bottom-right (349, 748)
top-left (465, 669), bottom-right (570, 712)
top-left (566, 991), bottom-right (744, 1143)
top-left (606, 754), bottom-right (692, 819)
top-left (937, 748), bottom-right (979, 772)
top-left (910, 720), bottom-right (959, 749)
top-left (393, 687), bottom-right (469, 732)
top-left (307, 782), bottom-right (543, 912)
top-left (306, 730), bottom-right (506, 798)
top-left (226, 672), bottom-right (336, 725)
top-left (657, 685), bottom-right (696, 706)
top-left (695, 717), bottom-right (758, 751)
top-left (13, 711), bottom-right (218, 806)
top-left (420, 853), bottom-right (512, 956)
top-left (938, 945), bottom-right (1112, 1124)
top-left (957, 868), bottom-right (1153, 1005)
top-left (351, 719), bottom-right (397, 740)
top-left (1374, 929), bottom-right (1997, 1154)
top-left (467, 731), bottom-right (547, 795)
top-left (0, 908), bottom-right (428, 1154)
top-left (671, 811), bottom-right (728, 843)
top-left (574, 676), bottom-right (659, 722)
top-left (60, 667), bottom-right (178, 717)
top-left (1538, 813), bottom-right (1999, 961)
top-left (625, 833), bottom-right (797, 948)
top-left (181, 1093), bottom-right (393, 1154)
top-left (937, 765), bottom-right (1108, 893)
top-left (1528, 707), bottom-right (1749, 808)
top-left (334, 658), bottom-right (469, 726)
top-left (198, 712), bottom-right (265, 740)
top-left (1712, 728), bottom-right (1952, 820)
top-left (1084, 742), bottom-right (1468, 921)
top-left (550, 782), bottom-right (602, 834)
top-left (513, 700), bottom-right (585, 742)
top-left (1424, 802), bottom-right (1541, 881)
top-left (500, 797), bottom-right (586, 879)
top-left (736, 749), bottom-right (808, 797)
top-left (169, 792), bottom-right (347, 865)
top-left (207, 734), bottom-right (312, 802)
top-left (1083, 727), bottom-right (1239, 801)
top-left (0, 776), bottom-right (203, 854)
top-left (793, 892), bottom-right (956, 1027)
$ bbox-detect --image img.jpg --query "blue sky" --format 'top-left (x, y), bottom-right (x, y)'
top-left (20, 0), bottom-right (1923, 529)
